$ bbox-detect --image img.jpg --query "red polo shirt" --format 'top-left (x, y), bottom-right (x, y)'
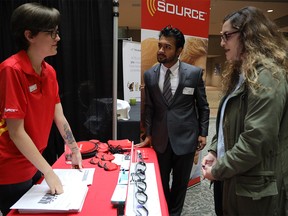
top-left (0, 50), bottom-right (60, 184)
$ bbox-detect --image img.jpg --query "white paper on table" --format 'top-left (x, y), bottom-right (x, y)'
top-left (40, 168), bottom-right (95, 186)
top-left (10, 183), bottom-right (88, 213)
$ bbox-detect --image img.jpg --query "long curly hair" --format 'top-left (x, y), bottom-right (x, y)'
top-left (221, 6), bottom-right (288, 95)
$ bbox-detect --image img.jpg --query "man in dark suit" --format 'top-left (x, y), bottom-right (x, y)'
top-left (136, 25), bottom-right (210, 215)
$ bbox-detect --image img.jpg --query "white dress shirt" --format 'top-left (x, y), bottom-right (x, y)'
top-left (158, 61), bottom-right (180, 96)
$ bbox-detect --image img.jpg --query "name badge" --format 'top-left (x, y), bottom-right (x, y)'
top-left (29, 84), bottom-right (37, 92)
top-left (182, 87), bottom-right (194, 95)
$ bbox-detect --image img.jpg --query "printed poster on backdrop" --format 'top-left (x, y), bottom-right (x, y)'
top-left (122, 40), bottom-right (141, 102)
top-left (141, 0), bottom-right (211, 187)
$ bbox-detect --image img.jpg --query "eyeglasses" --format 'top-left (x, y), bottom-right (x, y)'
top-left (221, 30), bottom-right (239, 42)
top-left (42, 29), bottom-right (59, 39)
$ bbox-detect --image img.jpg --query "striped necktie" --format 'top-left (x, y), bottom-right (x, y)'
top-left (163, 69), bottom-right (173, 104)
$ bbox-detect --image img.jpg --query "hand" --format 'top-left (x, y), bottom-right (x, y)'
top-left (202, 152), bottom-right (217, 166)
top-left (202, 165), bottom-right (216, 181)
top-left (134, 136), bottom-right (151, 148)
top-left (201, 152), bottom-right (217, 181)
top-left (196, 136), bottom-right (206, 151)
top-left (44, 169), bottom-right (64, 195)
top-left (71, 150), bottom-right (83, 170)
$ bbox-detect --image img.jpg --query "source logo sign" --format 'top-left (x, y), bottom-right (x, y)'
top-left (142, 0), bottom-right (210, 38)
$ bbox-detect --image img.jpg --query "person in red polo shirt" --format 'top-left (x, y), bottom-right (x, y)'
top-left (0, 3), bottom-right (82, 215)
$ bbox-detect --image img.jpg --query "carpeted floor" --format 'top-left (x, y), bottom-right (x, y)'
top-left (181, 118), bottom-right (217, 216)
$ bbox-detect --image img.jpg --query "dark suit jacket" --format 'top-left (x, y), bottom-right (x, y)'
top-left (144, 61), bottom-right (210, 155)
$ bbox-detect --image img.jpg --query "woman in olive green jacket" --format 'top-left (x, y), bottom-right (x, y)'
top-left (202, 6), bottom-right (288, 216)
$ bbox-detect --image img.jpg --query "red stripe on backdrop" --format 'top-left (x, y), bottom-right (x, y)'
top-left (142, 0), bottom-right (211, 38)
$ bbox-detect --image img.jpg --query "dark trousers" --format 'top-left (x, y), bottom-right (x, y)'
top-left (213, 180), bottom-right (224, 216)
top-left (156, 142), bottom-right (195, 216)
top-left (0, 171), bottom-right (41, 216)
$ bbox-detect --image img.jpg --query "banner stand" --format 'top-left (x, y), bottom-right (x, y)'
top-left (141, 0), bottom-right (211, 187)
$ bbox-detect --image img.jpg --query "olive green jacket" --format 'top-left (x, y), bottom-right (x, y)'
top-left (209, 66), bottom-right (288, 215)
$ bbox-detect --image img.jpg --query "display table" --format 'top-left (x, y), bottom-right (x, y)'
top-left (8, 147), bottom-right (168, 216)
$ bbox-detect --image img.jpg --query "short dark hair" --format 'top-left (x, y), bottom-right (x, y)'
top-left (159, 25), bottom-right (185, 49)
top-left (11, 2), bottom-right (60, 50)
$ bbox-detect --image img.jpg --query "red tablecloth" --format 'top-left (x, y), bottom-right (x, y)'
top-left (8, 147), bottom-right (168, 216)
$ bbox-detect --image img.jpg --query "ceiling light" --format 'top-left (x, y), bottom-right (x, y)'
top-left (267, 9), bottom-right (273, 13)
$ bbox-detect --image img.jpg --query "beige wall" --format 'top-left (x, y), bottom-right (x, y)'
top-left (205, 55), bottom-right (226, 87)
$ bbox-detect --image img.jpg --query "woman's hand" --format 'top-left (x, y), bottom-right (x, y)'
top-left (202, 152), bottom-right (217, 166)
top-left (44, 169), bottom-right (64, 195)
top-left (71, 149), bottom-right (83, 170)
top-left (201, 152), bottom-right (217, 181)
top-left (202, 165), bottom-right (216, 181)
